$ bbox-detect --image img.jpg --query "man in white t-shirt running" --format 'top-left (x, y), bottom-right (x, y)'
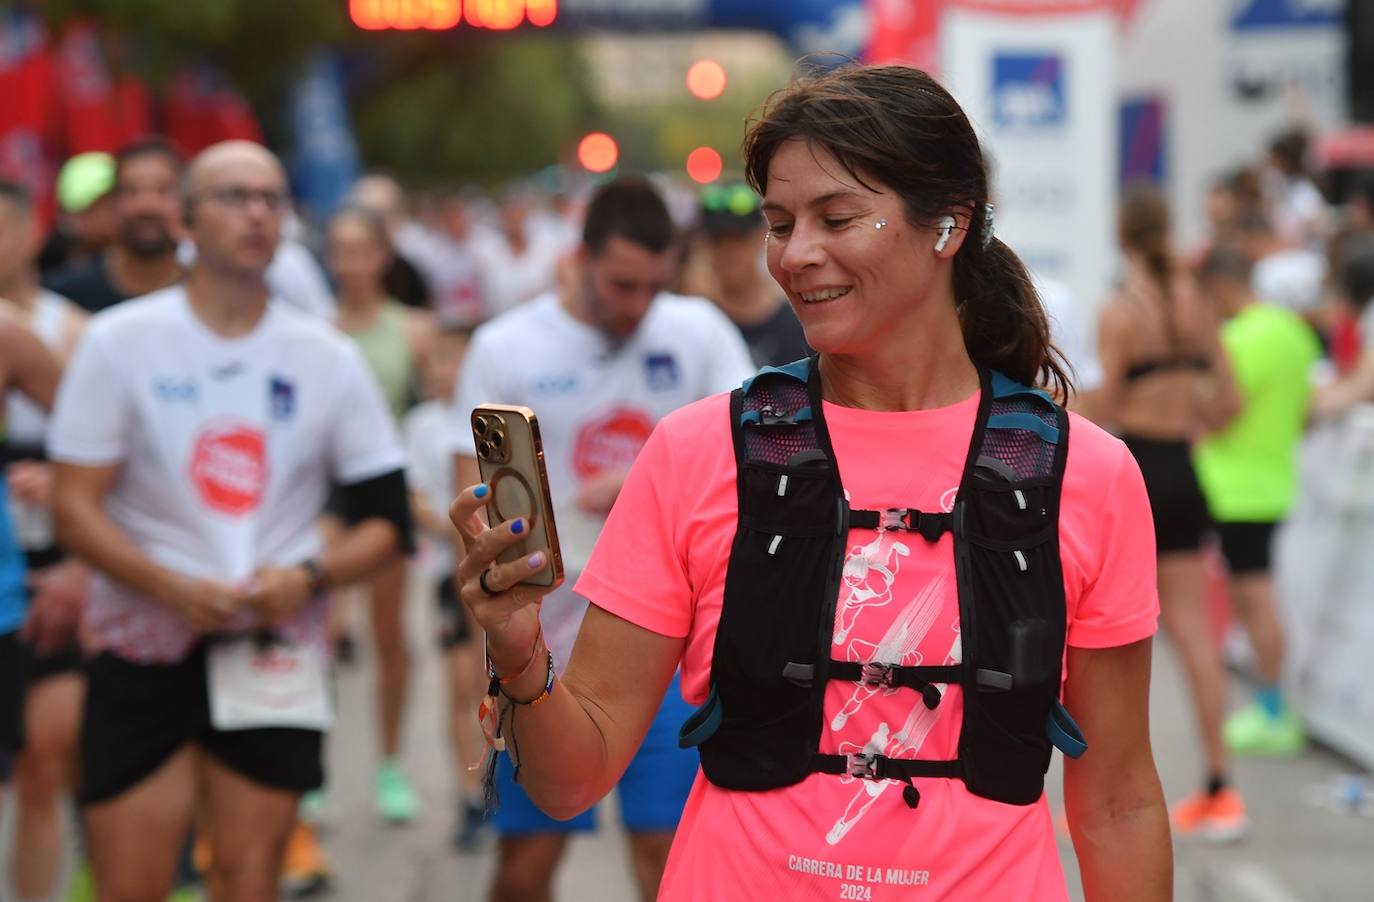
top-left (451, 177), bottom-right (754, 902)
top-left (49, 141), bottom-right (413, 902)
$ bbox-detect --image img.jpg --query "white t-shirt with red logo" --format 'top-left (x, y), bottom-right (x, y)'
top-left (449, 290), bottom-right (755, 665)
top-left (47, 286), bottom-right (406, 664)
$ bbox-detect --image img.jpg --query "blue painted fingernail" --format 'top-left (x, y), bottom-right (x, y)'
top-left (474, 484), bottom-right (489, 499)
top-left (528, 552), bottom-right (545, 569)
top-left (511, 519), bottom-right (524, 535)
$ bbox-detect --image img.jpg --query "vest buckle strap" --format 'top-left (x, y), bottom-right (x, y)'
top-left (847, 752), bottom-right (881, 779)
top-left (861, 661), bottom-right (896, 688)
top-left (879, 508), bottom-right (912, 531)
top-left (850, 507), bottom-right (952, 542)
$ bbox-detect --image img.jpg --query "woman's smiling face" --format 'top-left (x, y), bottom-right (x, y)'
top-left (761, 139), bottom-right (954, 356)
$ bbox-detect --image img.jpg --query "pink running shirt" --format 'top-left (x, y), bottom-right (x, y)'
top-left (577, 390), bottom-right (1159, 901)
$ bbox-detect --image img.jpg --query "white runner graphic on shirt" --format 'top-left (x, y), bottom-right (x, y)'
top-left (832, 570), bottom-right (946, 731)
top-left (827, 626), bottom-right (962, 846)
top-left (835, 531), bottom-right (910, 644)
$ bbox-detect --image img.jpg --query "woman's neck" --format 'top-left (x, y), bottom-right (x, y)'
top-left (820, 302), bottom-right (978, 412)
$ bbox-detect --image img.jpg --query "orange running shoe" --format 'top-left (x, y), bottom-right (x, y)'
top-left (1171, 787), bottom-right (1249, 842)
top-left (192, 833), bottom-right (212, 874)
top-left (280, 822), bottom-right (333, 898)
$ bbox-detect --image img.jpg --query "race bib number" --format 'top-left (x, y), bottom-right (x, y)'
top-left (207, 636), bottom-right (333, 731)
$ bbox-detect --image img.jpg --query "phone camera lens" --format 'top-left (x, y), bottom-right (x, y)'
top-left (477, 439), bottom-right (493, 460)
top-left (491, 430), bottom-right (505, 449)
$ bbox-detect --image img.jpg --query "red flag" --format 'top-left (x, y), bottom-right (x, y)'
top-left (165, 63), bottom-right (263, 155)
top-left (55, 21), bottom-right (152, 153)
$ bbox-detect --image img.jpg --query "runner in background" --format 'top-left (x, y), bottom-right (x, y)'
top-left (401, 324), bottom-right (489, 850)
top-left (394, 189), bottom-right (489, 328)
top-left (46, 138), bottom-right (185, 314)
top-left (348, 173), bottom-right (432, 310)
top-left (695, 182), bottom-right (809, 367)
top-left (451, 177), bottom-right (753, 902)
top-left (0, 178), bottom-right (89, 902)
top-left (37, 152), bottom-right (118, 277)
top-left (0, 314), bottom-right (61, 902)
top-left (325, 204), bottom-right (434, 825)
top-left (1194, 243), bottom-right (1320, 757)
top-left (469, 184), bottom-right (573, 317)
top-left (1095, 186), bottom-right (1243, 840)
top-left (48, 141), bottom-right (411, 902)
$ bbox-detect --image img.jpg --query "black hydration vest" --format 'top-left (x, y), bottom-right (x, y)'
top-left (679, 357), bottom-right (1087, 808)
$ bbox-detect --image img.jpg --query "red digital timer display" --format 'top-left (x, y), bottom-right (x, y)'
top-left (350, 0), bottom-right (557, 31)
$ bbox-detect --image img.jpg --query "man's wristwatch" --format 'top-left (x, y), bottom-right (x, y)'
top-left (300, 558), bottom-right (329, 597)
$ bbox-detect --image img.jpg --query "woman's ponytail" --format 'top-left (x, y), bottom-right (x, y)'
top-left (954, 210), bottom-right (1072, 399)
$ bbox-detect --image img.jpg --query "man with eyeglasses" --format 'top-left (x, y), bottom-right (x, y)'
top-left (698, 182), bottom-right (810, 368)
top-left (47, 138), bottom-right (187, 315)
top-left (48, 140), bottom-right (413, 901)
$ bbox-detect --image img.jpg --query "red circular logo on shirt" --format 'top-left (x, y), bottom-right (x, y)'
top-left (190, 423), bottom-right (267, 516)
top-left (573, 408), bottom-right (654, 478)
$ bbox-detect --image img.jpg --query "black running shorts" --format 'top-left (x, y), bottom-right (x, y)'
top-left (1216, 521), bottom-right (1278, 576)
top-left (1122, 436), bottom-right (1212, 554)
top-left (0, 630), bottom-right (26, 781)
top-left (436, 574), bottom-right (473, 649)
top-left (78, 645), bottom-right (324, 806)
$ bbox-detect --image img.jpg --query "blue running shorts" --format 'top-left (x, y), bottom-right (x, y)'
top-left (493, 672), bottom-right (698, 835)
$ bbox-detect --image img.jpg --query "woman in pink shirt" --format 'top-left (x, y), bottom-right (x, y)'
top-left (453, 65), bottom-right (1171, 901)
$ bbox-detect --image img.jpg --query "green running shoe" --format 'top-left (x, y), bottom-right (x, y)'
top-left (375, 760), bottom-right (419, 824)
top-left (1224, 702), bottom-right (1307, 757)
top-left (64, 860), bottom-right (96, 902)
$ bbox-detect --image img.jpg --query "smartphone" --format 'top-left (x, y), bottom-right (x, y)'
top-left (470, 404), bottom-right (564, 590)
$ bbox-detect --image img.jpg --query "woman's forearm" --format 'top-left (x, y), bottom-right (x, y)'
top-left (1068, 779), bottom-right (1173, 901)
top-left (496, 667), bottom-right (618, 819)
top-left (490, 606), bottom-right (684, 820)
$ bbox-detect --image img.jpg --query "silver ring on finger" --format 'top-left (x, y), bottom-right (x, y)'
top-left (478, 568), bottom-right (500, 597)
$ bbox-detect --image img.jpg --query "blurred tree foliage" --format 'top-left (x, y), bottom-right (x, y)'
top-left (39, 1), bottom-right (601, 185)
top-left (350, 36), bottom-right (600, 186)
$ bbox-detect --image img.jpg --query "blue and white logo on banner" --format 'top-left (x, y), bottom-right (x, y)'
top-left (992, 53), bottom-right (1067, 131)
top-left (1231, 0), bottom-right (1341, 31)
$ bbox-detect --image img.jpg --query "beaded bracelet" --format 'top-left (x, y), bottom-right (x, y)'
top-left (484, 633), bottom-right (555, 706)
top-left (502, 648), bottom-right (555, 706)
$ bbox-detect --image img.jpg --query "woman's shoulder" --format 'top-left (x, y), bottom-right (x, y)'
top-left (655, 391), bottom-right (734, 442)
top-left (1064, 412), bottom-right (1134, 485)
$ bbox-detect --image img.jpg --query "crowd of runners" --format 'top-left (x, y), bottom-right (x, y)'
top-left (0, 88), bottom-right (1368, 901)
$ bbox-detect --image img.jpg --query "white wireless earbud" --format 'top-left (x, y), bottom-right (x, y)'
top-left (934, 216), bottom-right (956, 253)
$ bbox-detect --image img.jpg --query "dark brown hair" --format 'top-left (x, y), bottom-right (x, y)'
top-left (1118, 184), bottom-right (1180, 346)
top-left (114, 136), bottom-right (184, 189)
top-left (741, 63), bottom-right (1069, 397)
top-left (582, 177), bottom-right (674, 256)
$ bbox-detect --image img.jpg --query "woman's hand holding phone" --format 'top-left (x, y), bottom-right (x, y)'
top-left (451, 483), bottom-right (553, 673)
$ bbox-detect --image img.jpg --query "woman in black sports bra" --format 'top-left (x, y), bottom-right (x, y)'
top-left (1094, 186), bottom-right (1245, 838)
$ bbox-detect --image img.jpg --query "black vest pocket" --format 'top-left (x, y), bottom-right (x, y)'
top-left (962, 478), bottom-right (1054, 543)
top-left (958, 496), bottom-right (1064, 805)
top-left (703, 462), bottom-right (839, 790)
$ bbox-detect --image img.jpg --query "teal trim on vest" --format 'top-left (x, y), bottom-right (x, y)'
top-left (742, 357), bottom-right (811, 396)
top-left (678, 686), bottom-right (722, 749)
top-left (990, 371), bottom-right (1053, 404)
top-left (1047, 698), bottom-right (1088, 759)
top-left (739, 406), bottom-right (814, 428)
top-left (987, 412), bottom-right (1061, 444)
